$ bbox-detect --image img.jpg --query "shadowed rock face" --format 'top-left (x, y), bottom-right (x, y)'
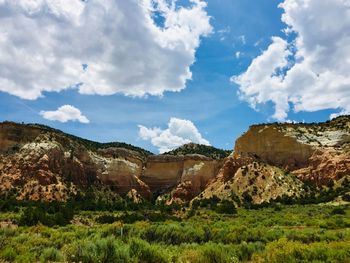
top-left (141, 155), bottom-right (184, 193)
top-left (141, 155), bottom-right (222, 197)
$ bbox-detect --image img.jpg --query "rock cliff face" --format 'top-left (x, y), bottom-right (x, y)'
top-left (234, 116), bottom-right (350, 186)
top-left (0, 122), bottom-right (223, 202)
top-left (1, 116), bottom-right (349, 204)
top-left (193, 116), bottom-right (350, 205)
top-left (234, 125), bottom-right (314, 169)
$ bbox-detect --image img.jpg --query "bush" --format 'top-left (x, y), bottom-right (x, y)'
top-left (40, 247), bottom-right (63, 263)
top-left (216, 200), bottom-right (237, 214)
top-left (96, 214), bottom-right (117, 224)
top-left (1, 247), bottom-right (17, 261)
top-left (65, 237), bottom-right (129, 263)
top-left (129, 238), bottom-right (168, 263)
top-left (142, 223), bottom-right (208, 245)
top-left (19, 204), bottom-right (74, 227)
top-left (331, 207), bottom-right (346, 215)
top-left (198, 243), bottom-right (238, 263)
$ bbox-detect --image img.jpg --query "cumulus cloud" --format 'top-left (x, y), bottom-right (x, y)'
top-left (40, 105), bottom-right (89, 123)
top-left (232, 0), bottom-right (350, 120)
top-left (0, 0), bottom-right (212, 100)
top-left (138, 117), bottom-right (210, 153)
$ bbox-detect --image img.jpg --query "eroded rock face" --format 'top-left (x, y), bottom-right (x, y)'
top-left (169, 155), bottom-right (224, 203)
top-left (1, 117), bottom-right (349, 204)
top-left (141, 155), bottom-right (184, 193)
top-left (292, 150), bottom-right (350, 186)
top-left (234, 117), bottom-right (350, 186)
top-left (0, 122), bottom-right (222, 202)
top-left (0, 123), bottom-right (152, 201)
top-left (234, 125), bottom-right (314, 170)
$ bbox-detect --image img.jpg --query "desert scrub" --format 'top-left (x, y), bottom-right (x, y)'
top-left (64, 237), bottom-right (130, 263)
top-left (0, 204), bottom-right (349, 262)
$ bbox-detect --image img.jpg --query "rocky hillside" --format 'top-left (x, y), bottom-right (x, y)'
top-left (0, 117), bottom-right (349, 205)
top-left (0, 122), bottom-right (223, 202)
top-left (234, 116), bottom-right (350, 186)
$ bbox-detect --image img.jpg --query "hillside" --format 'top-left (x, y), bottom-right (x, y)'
top-left (163, 143), bottom-right (231, 159)
top-left (0, 117), bottom-right (349, 206)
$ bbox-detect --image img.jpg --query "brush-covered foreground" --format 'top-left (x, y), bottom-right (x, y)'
top-left (0, 203), bottom-right (349, 263)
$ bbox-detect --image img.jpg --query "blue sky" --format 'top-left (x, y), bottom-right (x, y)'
top-left (0, 0), bottom-right (348, 153)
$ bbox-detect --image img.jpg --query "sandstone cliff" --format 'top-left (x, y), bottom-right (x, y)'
top-left (193, 116), bottom-right (350, 205)
top-left (1, 116), bottom-right (349, 205)
top-left (0, 122), bottom-right (224, 202)
top-left (234, 116), bottom-right (350, 186)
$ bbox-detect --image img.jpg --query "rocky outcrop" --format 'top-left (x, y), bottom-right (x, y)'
top-left (141, 154), bottom-right (222, 199)
top-left (141, 155), bottom-right (184, 193)
top-left (234, 125), bottom-right (314, 170)
top-left (196, 155), bottom-right (305, 204)
top-left (234, 116), bottom-right (350, 185)
top-left (0, 122), bottom-right (223, 202)
top-left (0, 122), bottom-right (151, 201)
top-left (292, 150), bottom-right (350, 186)
top-left (167, 155), bottom-right (224, 203)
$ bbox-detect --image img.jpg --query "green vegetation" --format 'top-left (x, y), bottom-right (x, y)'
top-left (0, 203), bottom-right (349, 262)
top-left (164, 143), bottom-right (231, 159)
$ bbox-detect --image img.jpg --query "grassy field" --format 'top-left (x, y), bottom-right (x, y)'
top-left (0, 204), bottom-right (349, 262)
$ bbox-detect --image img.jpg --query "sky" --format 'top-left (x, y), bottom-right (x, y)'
top-left (0, 0), bottom-right (349, 153)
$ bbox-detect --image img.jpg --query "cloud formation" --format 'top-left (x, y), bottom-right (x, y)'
top-left (0, 0), bottom-right (212, 100)
top-left (232, 0), bottom-right (350, 120)
top-left (138, 117), bottom-right (210, 153)
top-left (40, 105), bottom-right (89, 123)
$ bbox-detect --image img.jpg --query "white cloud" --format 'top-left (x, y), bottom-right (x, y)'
top-left (232, 0), bottom-right (350, 120)
top-left (138, 117), bottom-right (210, 153)
top-left (40, 105), bottom-right (89, 123)
top-left (0, 0), bottom-right (212, 100)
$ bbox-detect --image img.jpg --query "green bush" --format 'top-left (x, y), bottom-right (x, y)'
top-left (1, 246), bottom-right (17, 261)
top-left (19, 204), bottom-right (74, 227)
top-left (198, 243), bottom-right (238, 263)
top-left (142, 223), bottom-right (208, 245)
top-left (40, 247), bottom-right (63, 263)
top-left (96, 214), bottom-right (117, 224)
top-left (129, 238), bottom-right (168, 263)
top-left (331, 207), bottom-right (346, 215)
top-left (215, 200), bottom-right (237, 214)
top-left (65, 237), bottom-right (129, 263)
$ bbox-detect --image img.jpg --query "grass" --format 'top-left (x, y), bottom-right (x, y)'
top-left (0, 204), bottom-right (349, 262)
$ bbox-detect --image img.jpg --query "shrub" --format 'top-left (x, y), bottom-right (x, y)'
top-left (96, 214), bottom-right (117, 224)
top-left (65, 238), bottom-right (129, 263)
top-left (18, 204), bottom-right (74, 227)
top-left (215, 200), bottom-right (237, 214)
top-left (198, 243), bottom-right (238, 263)
top-left (1, 247), bottom-right (17, 261)
top-left (331, 207), bottom-right (346, 215)
top-left (129, 238), bottom-right (168, 263)
top-left (40, 247), bottom-right (63, 263)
